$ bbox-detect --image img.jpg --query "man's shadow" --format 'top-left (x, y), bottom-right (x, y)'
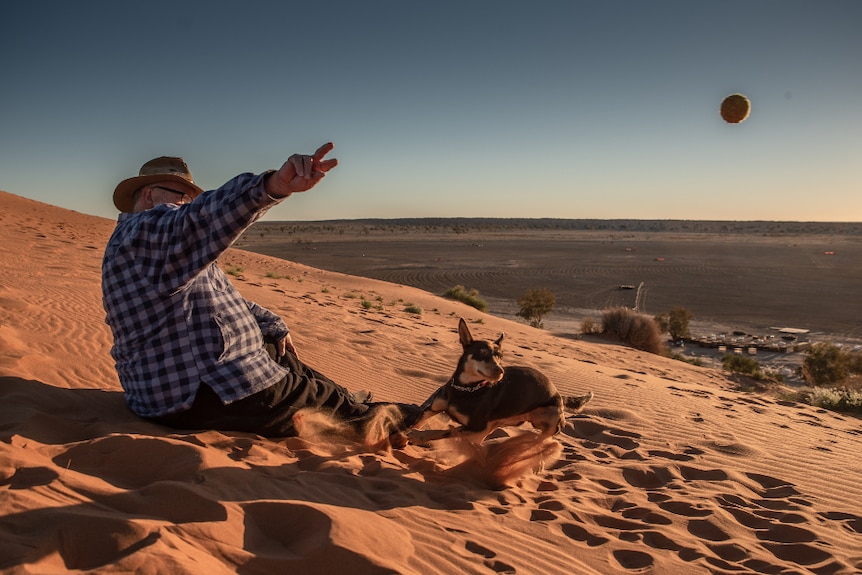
top-left (0, 377), bottom-right (476, 572)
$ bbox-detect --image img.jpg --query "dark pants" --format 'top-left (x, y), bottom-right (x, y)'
top-left (150, 347), bottom-right (418, 438)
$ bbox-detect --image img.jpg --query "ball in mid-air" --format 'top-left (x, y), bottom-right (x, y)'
top-left (720, 94), bottom-right (750, 124)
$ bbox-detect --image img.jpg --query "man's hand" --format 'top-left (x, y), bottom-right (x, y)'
top-left (276, 333), bottom-right (298, 360)
top-left (266, 142), bottom-right (338, 198)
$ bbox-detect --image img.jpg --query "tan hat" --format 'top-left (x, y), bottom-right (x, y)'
top-left (113, 156), bottom-right (205, 212)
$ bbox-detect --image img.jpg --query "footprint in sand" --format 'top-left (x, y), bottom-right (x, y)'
top-left (566, 419), bottom-right (641, 452)
top-left (465, 540), bottom-right (495, 558)
top-left (560, 522), bottom-right (609, 547)
top-left (620, 506), bottom-right (673, 526)
top-left (820, 511), bottom-right (862, 534)
top-left (658, 500), bottom-right (713, 518)
top-left (0, 466), bottom-right (59, 489)
top-left (464, 542), bottom-right (516, 574)
top-left (612, 549), bottom-right (655, 570)
top-left (687, 518), bottom-right (732, 542)
top-left (647, 449), bottom-right (694, 462)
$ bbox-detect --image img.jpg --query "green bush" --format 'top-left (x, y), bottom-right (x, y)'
top-left (802, 342), bottom-right (859, 386)
top-left (654, 306), bottom-right (693, 341)
top-left (807, 387), bottom-right (862, 414)
top-left (517, 288), bottom-right (556, 329)
top-left (600, 307), bottom-right (664, 354)
top-left (404, 304), bottom-right (422, 315)
top-left (721, 353), bottom-right (763, 377)
top-left (443, 285), bottom-right (488, 312)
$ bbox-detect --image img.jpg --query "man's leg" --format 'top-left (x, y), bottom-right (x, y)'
top-left (151, 350), bottom-right (417, 439)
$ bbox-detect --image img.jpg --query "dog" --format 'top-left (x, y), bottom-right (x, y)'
top-left (407, 318), bottom-right (593, 444)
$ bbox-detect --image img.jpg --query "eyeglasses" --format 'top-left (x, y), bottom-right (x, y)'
top-left (152, 186), bottom-right (192, 205)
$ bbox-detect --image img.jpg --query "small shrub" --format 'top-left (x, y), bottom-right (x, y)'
top-left (404, 305), bottom-right (422, 314)
top-left (225, 266), bottom-right (244, 277)
top-left (265, 271), bottom-right (288, 279)
top-left (654, 306), bottom-right (693, 341)
top-left (600, 307), bottom-right (664, 354)
top-left (721, 353), bottom-right (783, 387)
top-left (444, 285), bottom-right (488, 312)
top-left (517, 288), bottom-right (556, 329)
top-left (670, 352), bottom-right (704, 367)
top-left (580, 317), bottom-right (597, 334)
top-left (806, 387), bottom-right (862, 414)
top-left (802, 342), bottom-right (856, 386)
top-left (361, 299), bottom-right (374, 310)
top-left (722, 353), bottom-right (763, 377)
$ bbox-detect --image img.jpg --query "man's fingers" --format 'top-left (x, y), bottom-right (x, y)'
top-left (317, 158), bottom-right (338, 173)
top-left (277, 144), bottom-right (337, 195)
top-left (313, 142), bottom-right (335, 161)
top-left (287, 155), bottom-right (303, 177)
top-left (287, 154), bottom-right (314, 177)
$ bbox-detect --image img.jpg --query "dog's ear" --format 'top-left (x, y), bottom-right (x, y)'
top-left (458, 318), bottom-right (473, 347)
top-left (495, 333), bottom-right (504, 347)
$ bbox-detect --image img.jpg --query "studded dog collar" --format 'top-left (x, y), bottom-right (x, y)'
top-left (448, 378), bottom-right (489, 393)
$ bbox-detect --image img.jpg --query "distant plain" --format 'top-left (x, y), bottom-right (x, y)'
top-left (238, 219), bottom-right (862, 343)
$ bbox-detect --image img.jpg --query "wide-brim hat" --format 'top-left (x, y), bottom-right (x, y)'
top-left (113, 156), bottom-right (205, 212)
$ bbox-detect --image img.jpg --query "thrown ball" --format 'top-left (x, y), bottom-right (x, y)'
top-left (720, 93), bottom-right (750, 124)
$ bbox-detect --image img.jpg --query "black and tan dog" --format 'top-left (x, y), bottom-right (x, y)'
top-left (408, 318), bottom-right (593, 444)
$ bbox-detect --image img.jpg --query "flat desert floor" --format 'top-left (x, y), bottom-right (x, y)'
top-left (238, 220), bottom-right (862, 342)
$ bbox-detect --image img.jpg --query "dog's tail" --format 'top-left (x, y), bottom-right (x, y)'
top-left (563, 391), bottom-right (593, 413)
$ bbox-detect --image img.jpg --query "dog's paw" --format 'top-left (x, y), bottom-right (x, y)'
top-left (388, 431), bottom-right (409, 449)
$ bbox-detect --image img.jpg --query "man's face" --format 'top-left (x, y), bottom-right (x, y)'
top-left (147, 181), bottom-right (198, 206)
top-left (135, 180), bottom-right (199, 211)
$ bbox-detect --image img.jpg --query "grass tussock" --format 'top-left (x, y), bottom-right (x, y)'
top-left (444, 285), bottom-right (488, 312)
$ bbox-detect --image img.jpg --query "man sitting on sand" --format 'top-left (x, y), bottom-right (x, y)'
top-left (102, 142), bottom-right (418, 439)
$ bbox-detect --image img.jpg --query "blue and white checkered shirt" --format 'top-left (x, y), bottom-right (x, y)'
top-left (102, 171), bottom-right (289, 417)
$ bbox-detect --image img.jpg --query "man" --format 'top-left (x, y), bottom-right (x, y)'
top-left (102, 142), bottom-right (417, 439)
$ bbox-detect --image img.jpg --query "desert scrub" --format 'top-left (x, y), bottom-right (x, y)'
top-left (404, 304), bottom-right (422, 314)
top-left (670, 352), bottom-right (704, 367)
top-left (802, 342), bottom-right (862, 387)
top-left (580, 317), bottom-right (598, 335)
top-left (361, 299), bottom-right (374, 310)
top-left (517, 288), bottom-right (556, 329)
top-left (265, 271), bottom-right (289, 280)
top-left (805, 387), bottom-right (862, 414)
top-left (444, 285), bottom-right (488, 312)
top-left (600, 307), bottom-right (664, 354)
top-left (225, 266), bottom-right (244, 277)
top-left (721, 354), bottom-right (765, 378)
top-left (721, 353), bottom-right (783, 389)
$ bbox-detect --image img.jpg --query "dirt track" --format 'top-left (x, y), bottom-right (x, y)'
top-left (237, 221), bottom-right (862, 341)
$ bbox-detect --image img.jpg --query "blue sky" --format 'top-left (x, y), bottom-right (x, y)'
top-left (1, 1), bottom-right (860, 222)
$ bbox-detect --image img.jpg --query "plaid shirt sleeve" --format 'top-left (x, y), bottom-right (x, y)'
top-left (102, 171), bottom-right (290, 417)
top-left (245, 299), bottom-right (289, 340)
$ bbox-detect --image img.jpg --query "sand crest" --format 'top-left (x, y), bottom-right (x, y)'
top-left (1, 190), bottom-right (860, 574)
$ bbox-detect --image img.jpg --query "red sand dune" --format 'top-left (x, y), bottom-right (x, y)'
top-left (1, 190), bottom-right (860, 574)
